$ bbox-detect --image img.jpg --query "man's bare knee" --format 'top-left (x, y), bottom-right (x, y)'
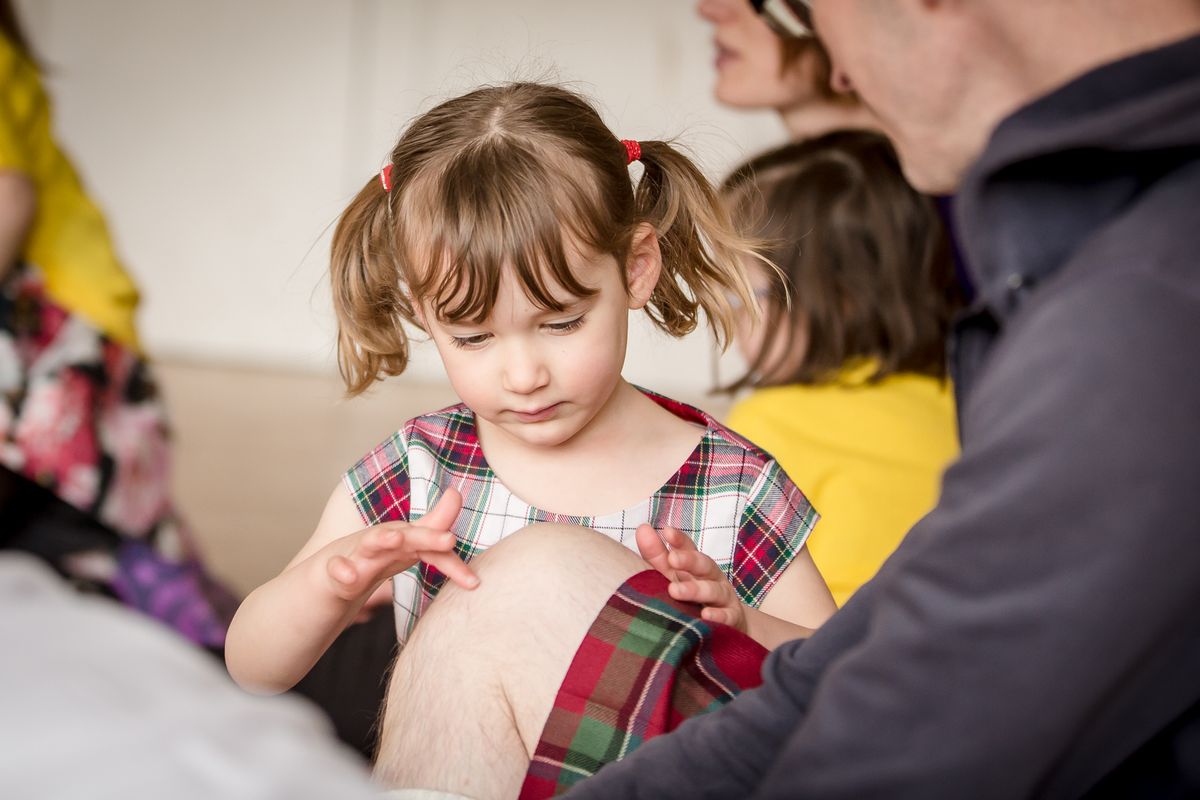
top-left (468, 523), bottom-right (648, 597)
top-left (375, 525), bottom-right (647, 794)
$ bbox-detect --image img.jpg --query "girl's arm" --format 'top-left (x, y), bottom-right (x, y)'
top-left (636, 525), bottom-right (835, 651)
top-left (225, 485), bottom-right (477, 694)
top-left (0, 170), bottom-right (36, 279)
top-left (753, 549), bottom-right (837, 646)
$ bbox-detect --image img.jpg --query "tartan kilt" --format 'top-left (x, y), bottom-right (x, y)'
top-left (520, 570), bottom-right (768, 799)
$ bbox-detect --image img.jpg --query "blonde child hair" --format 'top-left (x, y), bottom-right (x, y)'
top-left (330, 81), bottom-right (760, 395)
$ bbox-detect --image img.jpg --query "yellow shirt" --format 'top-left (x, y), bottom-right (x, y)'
top-left (726, 362), bottom-right (958, 606)
top-left (0, 36), bottom-right (140, 349)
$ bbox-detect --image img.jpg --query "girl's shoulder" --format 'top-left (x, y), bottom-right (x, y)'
top-left (347, 403), bottom-right (477, 484)
top-left (639, 387), bottom-right (779, 480)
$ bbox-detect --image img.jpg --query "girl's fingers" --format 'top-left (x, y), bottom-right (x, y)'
top-left (635, 524), bottom-right (674, 577)
top-left (661, 526), bottom-right (697, 552)
top-left (669, 578), bottom-right (729, 607)
top-left (419, 549), bottom-right (480, 590)
top-left (361, 525), bottom-right (403, 557)
top-left (668, 548), bottom-right (719, 579)
top-left (373, 526), bottom-right (455, 555)
top-left (701, 606), bottom-right (728, 626)
top-left (421, 488), bottom-right (464, 532)
top-left (327, 555), bottom-right (359, 587)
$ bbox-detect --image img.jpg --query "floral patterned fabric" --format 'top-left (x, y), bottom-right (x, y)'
top-left (0, 265), bottom-right (234, 646)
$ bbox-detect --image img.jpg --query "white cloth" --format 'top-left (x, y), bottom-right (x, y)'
top-left (0, 554), bottom-right (379, 799)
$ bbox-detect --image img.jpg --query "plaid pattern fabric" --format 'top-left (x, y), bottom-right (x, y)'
top-left (519, 569), bottom-right (768, 798)
top-left (345, 390), bottom-right (818, 644)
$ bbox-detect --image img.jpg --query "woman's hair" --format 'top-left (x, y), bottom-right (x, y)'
top-left (331, 82), bottom-right (759, 396)
top-left (779, 37), bottom-right (837, 102)
top-left (0, 0), bottom-right (39, 66)
top-left (721, 131), bottom-right (961, 390)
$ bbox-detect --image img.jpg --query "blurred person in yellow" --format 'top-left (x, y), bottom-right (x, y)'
top-left (0, 1), bottom-right (236, 647)
top-left (720, 131), bottom-right (960, 606)
top-left (0, 5), bottom-right (138, 348)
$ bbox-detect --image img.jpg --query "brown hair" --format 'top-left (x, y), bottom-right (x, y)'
top-left (780, 37), bottom-right (837, 102)
top-left (0, 0), bottom-right (40, 67)
top-left (721, 131), bottom-right (960, 390)
top-left (331, 82), bottom-right (760, 396)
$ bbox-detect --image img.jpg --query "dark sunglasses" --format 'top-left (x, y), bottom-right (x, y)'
top-left (748, 0), bottom-right (814, 38)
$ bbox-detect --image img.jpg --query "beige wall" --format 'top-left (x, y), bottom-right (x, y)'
top-left (22, 0), bottom-right (784, 394)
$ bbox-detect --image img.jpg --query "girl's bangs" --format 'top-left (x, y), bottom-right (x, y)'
top-left (399, 150), bottom-right (611, 324)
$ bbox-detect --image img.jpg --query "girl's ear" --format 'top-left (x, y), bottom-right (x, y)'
top-left (625, 223), bottom-right (662, 310)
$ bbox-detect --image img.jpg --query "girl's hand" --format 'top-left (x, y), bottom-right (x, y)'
top-left (350, 580), bottom-right (393, 624)
top-left (635, 524), bottom-right (747, 633)
top-left (324, 489), bottom-right (478, 604)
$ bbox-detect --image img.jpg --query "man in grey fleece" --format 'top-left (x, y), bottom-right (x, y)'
top-left (371, 1), bottom-right (1200, 797)
top-left (564, 1), bottom-right (1200, 796)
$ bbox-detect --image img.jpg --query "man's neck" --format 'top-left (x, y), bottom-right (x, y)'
top-left (997, 1), bottom-right (1200, 111)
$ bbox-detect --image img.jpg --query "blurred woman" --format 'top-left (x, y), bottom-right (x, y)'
top-left (698, 0), bottom-right (876, 140)
top-left (0, 2), bottom-right (234, 643)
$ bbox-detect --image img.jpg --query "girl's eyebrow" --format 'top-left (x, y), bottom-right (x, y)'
top-left (536, 297), bottom-right (591, 317)
top-left (434, 296), bottom-right (591, 328)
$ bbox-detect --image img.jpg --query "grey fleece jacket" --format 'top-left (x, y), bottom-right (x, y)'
top-left (565, 32), bottom-right (1200, 800)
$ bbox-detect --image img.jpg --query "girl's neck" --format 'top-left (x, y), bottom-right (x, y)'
top-left (778, 98), bottom-right (880, 141)
top-left (475, 380), bottom-right (706, 517)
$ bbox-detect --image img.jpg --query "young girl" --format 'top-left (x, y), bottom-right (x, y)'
top-left (225, 82), bottom-right (835, 694)
top-left (721, 131), bottom-right (961, 606)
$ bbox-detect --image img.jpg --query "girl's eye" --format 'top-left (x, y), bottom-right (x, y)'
top-left (545, 315), bottom-right (586, 334)
top-left (449, 333), bottom-right (491, 349)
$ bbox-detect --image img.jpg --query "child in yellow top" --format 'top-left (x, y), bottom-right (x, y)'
top-left (722, 132), bottom-right (962, 606)
top-left (0, 27), bottom-right (139, 348)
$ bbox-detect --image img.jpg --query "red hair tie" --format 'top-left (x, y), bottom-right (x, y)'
top-left (621, 139), bottom-right (642, 165)
top-left (379, 163), bottom-right (394, 192)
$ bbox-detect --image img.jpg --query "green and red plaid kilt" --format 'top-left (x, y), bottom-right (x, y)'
top-left (520, 570), bottom-right (768, 799)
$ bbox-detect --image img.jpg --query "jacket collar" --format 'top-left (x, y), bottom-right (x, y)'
top-left (954, 32), bottom-right (1200, 322)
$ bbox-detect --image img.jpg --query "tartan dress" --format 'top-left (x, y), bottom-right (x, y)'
top-left (344, 390), bottom-right (818, 646)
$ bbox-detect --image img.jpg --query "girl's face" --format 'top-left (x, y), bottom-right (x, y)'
top-left (422, 231), bottom-right (658, 450)
top-left (735, 259), bottom-right (808, 381)
top-left (697, 0), bottom-right (819, 110)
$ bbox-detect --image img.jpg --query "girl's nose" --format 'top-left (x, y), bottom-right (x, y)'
top-left (501, 343), bottom-right (550, 395)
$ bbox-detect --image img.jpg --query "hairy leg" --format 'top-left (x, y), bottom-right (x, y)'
top-left (373, 524), bottom-right (647, 799)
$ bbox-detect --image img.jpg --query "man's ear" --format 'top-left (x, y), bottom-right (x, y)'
top-left (625, 223), bottom-right (662, 310)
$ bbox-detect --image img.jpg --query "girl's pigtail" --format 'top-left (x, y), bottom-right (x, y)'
top-left (329, 175), bottom-right (414, 396)
top-left (633, 141), bottom-right (762, 348)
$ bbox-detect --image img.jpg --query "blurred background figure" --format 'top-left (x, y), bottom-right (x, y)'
top-left (697, 0), bottom-right (876, 141)
top-left (0, 0), bottom-right (235, 645)
top-left (720, 132), bottom-right (961, 605)
top-left (0, 0), bottom-right (404, 758)
top-left (700, 0), bottom-right (962, 605)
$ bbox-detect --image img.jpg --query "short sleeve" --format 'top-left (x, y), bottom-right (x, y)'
top-left (732, 459), bottom-right (819, 607)
top-left (343, 433), bottom-right (422, 642)
top-left (343, 433), bottom-right (410, 525)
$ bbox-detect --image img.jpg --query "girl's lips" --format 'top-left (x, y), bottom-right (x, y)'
top-left (512, 402), bottom-right (562, 423)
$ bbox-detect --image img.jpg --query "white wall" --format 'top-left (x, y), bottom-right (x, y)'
top-left (22, 0), bottom-right (784, 393)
